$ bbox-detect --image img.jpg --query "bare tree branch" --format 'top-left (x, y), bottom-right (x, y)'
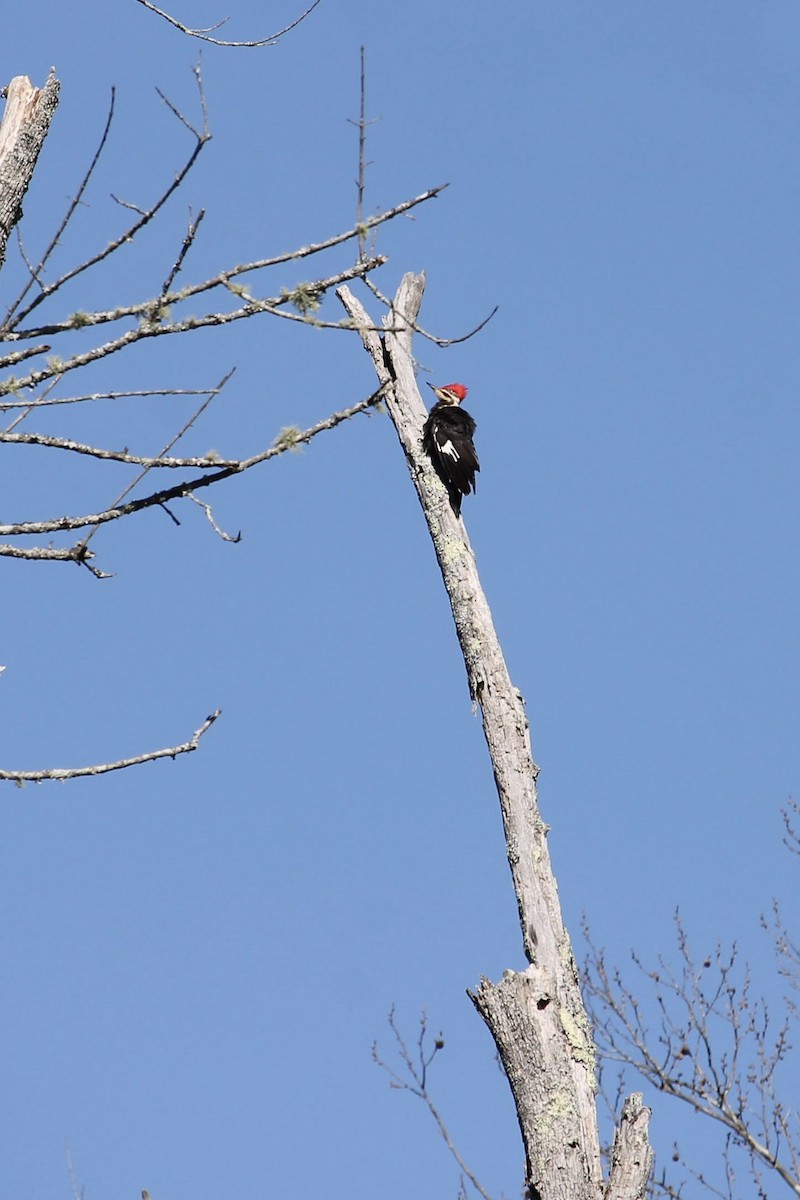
top-left (161, 208), bottom-right (205, 295)
top-left (3, 69), bottom-right (210, 332)
top-left (8, 185), bottom-right (445, 345)
top-left (0, 709), bottom-right (221, 786)
top-left (134, 0), bottom-right (325, 47)
top-left (186, 492), bottom-right (240, 542)
top-left (782, 797), bottom-right (800, 858)
top-left (0, 183), bottom-right (449, 408)
top-left (373, 1009), bottom-right (494, 1200)
top-left (0, 427), bottom-right (240, 468)
top-left (350, 46), bottom-right (381, 266)
top-left (345, 59), bottom-right (494, 350)
top-left (0, 542), bottom-right (101, 565)
top-left (0, 386), bottom-right (388, 546)
top-left (1, 259), bottom-right (386, 398)
top-left (361, 273), bottom-right (499, 348)
top-left (0, 386), bottom-right (226, 412)
top-left (0, 341), bottom-right (50, 370)
top-left (72, 369), bottom-right (237, 559)
top-left (3, 87), bottom-right (115, 323)
top-left (583, 912), bottom-right (800, 1197)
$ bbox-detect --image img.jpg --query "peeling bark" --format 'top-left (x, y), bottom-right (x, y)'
top-left (339, 274), bottom-right (653, 1200)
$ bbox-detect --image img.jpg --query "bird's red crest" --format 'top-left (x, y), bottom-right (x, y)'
top-left (442, 382), bottom-right (468, 400)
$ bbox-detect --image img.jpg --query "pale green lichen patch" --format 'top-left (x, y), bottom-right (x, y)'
top-left (281, 282), bottom-right (322, 314)
top-left (560, 1006), bottom-right (597, 1073)
top-left (273, 426), bottom-right (304, 452)
top-left (441, 536), bottom-right (466, 565)
top-left (534, 1089), bottom-right (575, 1138)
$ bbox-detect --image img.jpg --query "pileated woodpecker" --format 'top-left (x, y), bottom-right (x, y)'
top-left (422, 382), bottom-right (479, 516)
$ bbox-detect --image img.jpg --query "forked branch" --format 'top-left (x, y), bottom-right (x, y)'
top-left (134, 0), bottom-right (324, 47)
top-left (583, 912), bottom-right (799, 1197)
top-left (0, 386), bottom-right (388, 554)
top-left (373, 1009), bottom-right (494, 1200)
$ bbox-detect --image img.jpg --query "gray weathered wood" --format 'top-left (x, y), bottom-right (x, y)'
top-left (0, 71), bottom-right (60, 270)
top-left (605, 1093), bottom-right (655, 1200)
top-left (338, 274), bottom-right (653, 1200)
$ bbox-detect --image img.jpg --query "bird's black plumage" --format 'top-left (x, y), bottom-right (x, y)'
top-left (422, 394), bottom-right (480, 516)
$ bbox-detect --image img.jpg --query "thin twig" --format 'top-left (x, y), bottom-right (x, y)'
top-left (3, 373), bottom-right (60, 433)
top-left (74, 368), bottom-right (236, 556)
top-left (2, 259), bottom-right (386, 397)
top-left (349, 46), bottom-right (379, 265)
top-left (0, 429), bottom-right (237, 467)
top-left (11, 185), bottom-right (448, 342)
top-left (154, 71), bottom-right (207, 141)
top-left (161, 209), bottom-right (205, 295)
top-left (362, 274), bottom-right (499, 347)
top-left (186, 493), bottom-right (241, 542)
top-left (0, 387), bottom-right (223, 412)
top-left (583, 914), bottom-right (800, 1198)
top-left (373, 1009), bottom-right (494, 1200)
top-left (1, 385), bottom-right (388, 541)
top-left (134, 0), bottom-right (324, 47)
top-left (3, 71), bottom-right (211, 333)
top-left (2, 89), bottom-right (116, 325)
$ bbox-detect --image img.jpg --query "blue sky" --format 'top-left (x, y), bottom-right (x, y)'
top-left (2, 2), bottom-right (799, 1197)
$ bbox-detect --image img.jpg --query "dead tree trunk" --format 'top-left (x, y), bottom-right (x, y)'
top-left (0, 71), bottom-right (60, 269)
top-left (338, 274), bottom-right (654, 1200)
